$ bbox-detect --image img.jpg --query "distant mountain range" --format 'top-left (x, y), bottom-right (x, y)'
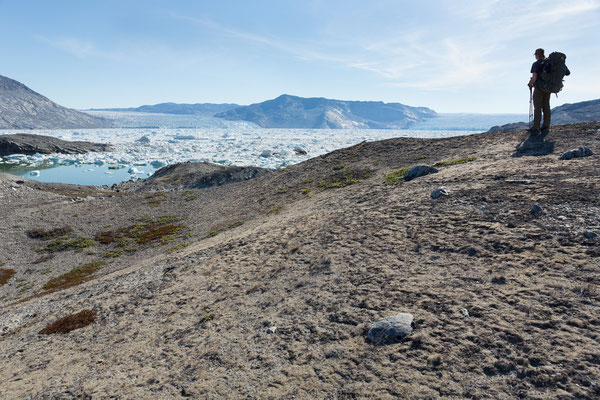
top-left (0, 74), bottom-right (112, 130)
top-left (214, 94), bottom-right (437, 129)
top-left (92, 102), bottom-right (239, 116)
top-left (488, 98), bottom-right (600, 132)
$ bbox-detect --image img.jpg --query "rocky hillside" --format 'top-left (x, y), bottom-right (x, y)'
top-left (0, 123), bottom-right (599, 399)
top-left (0, 74), bottom-right (112, 129)
top-left (489, 98), bottom-right (600, 133)
top-left (552, 98), bottom-right (600, 124)
top-left (215, 94), bottom-right (437, 128)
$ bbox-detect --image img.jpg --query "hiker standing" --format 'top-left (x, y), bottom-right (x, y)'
top-left (527, 48), bottom-right (570, 134)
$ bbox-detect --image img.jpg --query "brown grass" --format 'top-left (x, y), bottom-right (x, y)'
top-left (39, 310), bottom-right (97, 334)
top-left (96, 217), bottom-right (186, 246)
top-left (42, 261), bottom-right (106, 291)
top-left (0, 268), bottom-right (16, 286)
top-left (26, 226), bottom-right (73, 240)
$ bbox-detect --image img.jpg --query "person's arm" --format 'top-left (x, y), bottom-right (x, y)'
top-left (528, 72), bottom-right (537, 89)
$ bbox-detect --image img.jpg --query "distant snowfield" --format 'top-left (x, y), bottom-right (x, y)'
top-left (0, 111), bottom-right (524, 185)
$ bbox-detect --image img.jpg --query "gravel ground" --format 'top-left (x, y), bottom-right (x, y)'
top-left (1, 122), bottom-right (599, 399)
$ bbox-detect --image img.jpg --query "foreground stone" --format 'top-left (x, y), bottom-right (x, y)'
top-left (530, 204), bottom-right (543, 215)
top-left (404, 165), bottom-right (438, 181)
top-left (560, 146), bottom-right (594, 160)
top-left (431, 187), bottom-right (449, 199)
top-left (368, 313), bottom-right (414, 345)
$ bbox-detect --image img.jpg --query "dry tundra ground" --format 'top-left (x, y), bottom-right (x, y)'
top-left (0, 122), bottom-right (599, 399)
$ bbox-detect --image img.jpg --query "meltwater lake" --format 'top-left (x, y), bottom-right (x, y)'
top-left (0, 112), bottom-right (526, 186)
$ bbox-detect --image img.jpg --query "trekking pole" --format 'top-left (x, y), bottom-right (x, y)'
top-left (528, 87), bottom-right (534, 127)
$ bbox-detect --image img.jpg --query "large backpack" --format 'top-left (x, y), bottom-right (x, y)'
top-left (538, 52), bottom-right (568, 94)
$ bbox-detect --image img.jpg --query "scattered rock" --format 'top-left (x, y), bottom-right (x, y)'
top-left (529, 204), bottom-right (543, 215)
top-left (260, 150), bottom-right (272, 158)
top-left (431, 187), bottom-right (449, 199)
top-left (293, 147), bottom-right (307, 155)
top-left (584, 231), bottom-right (597, 239)
top-left (266, 326), bottom-right (277, 334)
top-left (460, 309), bottom-right (470, 318)
top-left (137, 136), bottom-right (151, 144)
top-left (560, 146), bottom-right (595, 160)
top-left (403, 165), bottom-right (438, 182)
top-left (367, 312), bottom-right (414, 345)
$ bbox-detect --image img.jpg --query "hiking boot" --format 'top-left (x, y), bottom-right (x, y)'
top-left (541, 126), bottom-right (550, 134)
top-left (527, 127), bottom-right (540, 135)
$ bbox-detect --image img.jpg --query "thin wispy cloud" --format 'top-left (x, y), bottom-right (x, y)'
top-left (35, 34), bottom-right (215, 70)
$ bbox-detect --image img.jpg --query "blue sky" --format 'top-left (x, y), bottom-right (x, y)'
top-left (1, 0), bottom-right (598, 113)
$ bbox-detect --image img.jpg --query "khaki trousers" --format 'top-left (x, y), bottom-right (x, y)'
top-left (533, 87), bottom-right (551, 130)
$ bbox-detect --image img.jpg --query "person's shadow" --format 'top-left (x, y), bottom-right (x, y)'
top-left (513, 130), bottom-right (555, 157)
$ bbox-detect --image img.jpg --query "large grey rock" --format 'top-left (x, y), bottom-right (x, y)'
top-left (560, 146), bottom-right (595, 160)
top-left (367, 313), bottom-right (414, 345)
top-left (529, 204), bottom-right (543, 215)
top-left (404, 165), bottom-right (438, 181)
top-left (431, 187), bottom-right (449, 199)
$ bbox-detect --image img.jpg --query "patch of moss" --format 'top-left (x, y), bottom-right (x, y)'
top-left (39, 309), bottom-right (97, 335)
top-left (384, 167), bottom-right (410, 185)
top-left (102, 248), bottom-right (124, 258)
top-left (333, 163), bottom-right (347, 171)
top-left (302, 188), bottom-right (312, 195)
top-left (303, 179), bottom-right (314, 184)
top-left (203, 231), bottom-right (219, 239)
top-left (26, 226), bottom-right (73, 240)
top-left (267, 205), bottom-right (284, 214)
top-left (44, 237), bottom-right (97, 253)
top-left (96, 216), bottom-right (186, 246)
top-left (274, 188), bottom-right (288, 194)
top-left (0, 268), bottom-right (16, 286)
top-left (166, 242), bottom-right (191, 254)
top-left (432, 156), bottom-right (477, 168)
top-left (319, 169), bottom-right (373, 189)
top-left (201, 313), bottom-right (216, 323)
top-left (42, 261), bottom-right (106, 291)
top-left (228, 221), bottom-right (245, 229)
top-left (416, 154), bottom-right (428, 160)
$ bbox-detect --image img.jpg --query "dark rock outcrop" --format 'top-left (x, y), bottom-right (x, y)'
top-left (214, 94), bottom-right (437, 129)
top-left (0, 134), bottom-right (113, 156)
top-left (0, 74), bottom-right (112, 129)
top-left (403, 165), bottom-right (438, 181)
top-left (127, 161), bottom-right (270, 191)
top-left (488, 122), bottom-right (529, 133)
